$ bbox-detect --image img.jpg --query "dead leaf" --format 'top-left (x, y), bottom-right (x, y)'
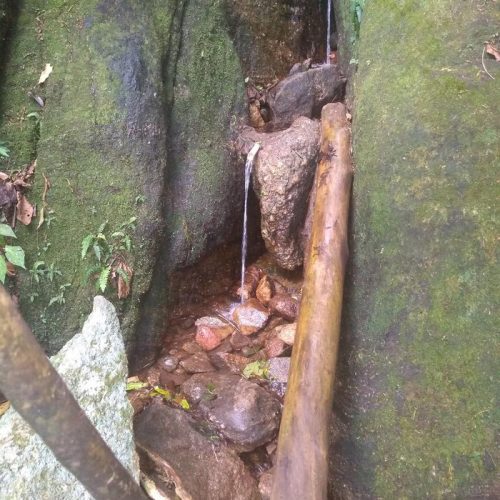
top-left (0, 401), bottom-right (10, 417)
top-left (38, 63), bottom-right (53, 84)
top-left (485, 42), bottom-right (500, 61)
top-left (16, 193), bottom-right (34, 225)
top-left (0, 172), bottom-right (8, 181)
top-left (114, 259), bottom-right (133, 299)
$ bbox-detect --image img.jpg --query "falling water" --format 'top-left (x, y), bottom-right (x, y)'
top-left (240, 143), bottom-right (260, 302)
top-left (326, 0), bottom-right (332, 64)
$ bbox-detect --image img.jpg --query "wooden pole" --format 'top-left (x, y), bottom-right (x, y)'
top-left (271, 102), bottom-right (353, 500)
top-left (0, 285), bottom-right (147, 500)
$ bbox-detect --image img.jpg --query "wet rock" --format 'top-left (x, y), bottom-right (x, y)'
top-left (195, 316), bottom-right (235, 351)
top-left (274, 322), bottom-right (297, 345)
top-left (195, 326), bottom-right (223, 351)
top-left (196, 316), bottom-right (234, 339)
top-left (168, 348), bottom-right (190, 361)
top-left (265, 337), bottom-right (288, 359)
top-left (182, 340), bottom-right (203, 354)
top-left (240, 117), bottom-right (320, 269)
top-left (267, 64), bottom-right (346, 129)
top-left (181, 373), bottom-right (281, 451)
top-left (256, 276), bottom-right (274, 305)
top-left (288, 58), bottom-right (312, 76)
top-left (258, 469), bottom-right (274, 500)
top-left (233, 298), bottom-right (270, 335)
top-left (238, 265), bottom-right (264, 301)
top-left (135, 402), bottom-right (260, 500)
top-left (157, 355), bottom-right (179, 373)
top-left (268, 357), bottom-right (291, 383)
top-left (230, 331), bottom-right (251, 350)
top-left (269, 294), bottom-right (299, 321)
top-left (210, 352), bottom-right (249, 374)
top-left (140, 364), bottom-right (161, 387)
top-left (180, 352), bottom-right (215, 373)
top-left (0, 297), bottom-right (139, 499)
top-left (159, 371), bottom-right (190, 391)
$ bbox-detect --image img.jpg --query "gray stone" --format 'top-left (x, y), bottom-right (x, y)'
top-left (0, 297), bottom-right (138, 500)
top-left (275, 323), bottom-right (297, 345)
top-left (267, 64), bottom-right (346, 129)
top-left (181, 372), bottom-right (281, 452)
top-left (240, 117), bottom-right (320, 269)
top-left (180, 352), bottom-right (216, 373)
top-left (233, 298), bottom-right (271, 335)
top-left (268, 357), bottom-right (291, 383)
top-left (135, 402), bottom-right (260, 500)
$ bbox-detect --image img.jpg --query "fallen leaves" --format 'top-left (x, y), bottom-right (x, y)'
top-left (0, 161), bottom-right (37, 227)
top-left (38, 63), bottom-right (53, 85)
top-left (485, 42), bottom-right (500, 61)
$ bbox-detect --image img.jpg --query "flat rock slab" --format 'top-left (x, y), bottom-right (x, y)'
top-left (0, 297), bottom-right (138, 500)
top-left (181, 372), bottom-right (281, 451)
top-left (135, 402), bottom-right (260, 500)
top-left (241, 117), bottom-right (320, 269)
top-left (268, 64), bottom-right (346, 129)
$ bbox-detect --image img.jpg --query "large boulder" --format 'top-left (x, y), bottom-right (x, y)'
top-left (181, 372), bottom-right (281, 451)
top-left (0, 296), bottom-right (138, 499)
top-left (135, 401), bottom-right (260, 500)
top-left (241, 117), bottom-right (320, 269)
top-left (267, 64), bottom-right (346, 129)
top-left (330, 1), bottom-right (499, 498)
top-left (0, 0), bottom-right (246, 370)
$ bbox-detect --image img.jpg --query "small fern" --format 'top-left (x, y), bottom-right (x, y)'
top-left (98, 266), bottom-right (112, 292)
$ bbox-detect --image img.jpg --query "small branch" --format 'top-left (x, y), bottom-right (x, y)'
top-left (482, 46), bottom-right (495, 80)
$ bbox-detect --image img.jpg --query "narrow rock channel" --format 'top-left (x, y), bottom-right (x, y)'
top-left (128, 43), bottom-right (348, 498)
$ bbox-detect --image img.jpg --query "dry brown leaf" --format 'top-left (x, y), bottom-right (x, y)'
top-left (0, 401), bottom-right (10, 417)
top-left (485, 42), bottom-right (500, 61)
top-left (16, 193), bottom-right (34, 225)
top-left (0, 172), bottom-right (9, 181)
top-left (38, 63), bottom-right (53, 84)
top-left (115, 260), bottom-right (133, 299)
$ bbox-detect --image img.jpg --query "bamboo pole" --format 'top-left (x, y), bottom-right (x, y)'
top-left (271, 102), bottom-right (353, 500)
top-left (0, 285), bottom-right (147, 500)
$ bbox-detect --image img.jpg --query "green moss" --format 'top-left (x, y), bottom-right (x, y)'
top-left (336, 0), bottom-right (499, 497)
top-left (0, 0), bottom-right (173, 353)
top-left (165, 0), bottom-right (245, 266)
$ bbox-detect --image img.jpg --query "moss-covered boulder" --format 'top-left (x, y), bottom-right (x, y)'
top-left (0, 0), bottom-right (247, 369)
top-left (330, 1), bottom-right (499, 497)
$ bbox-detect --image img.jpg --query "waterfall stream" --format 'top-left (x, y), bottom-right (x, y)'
top-left (240, 143), bottom-right (260, 302)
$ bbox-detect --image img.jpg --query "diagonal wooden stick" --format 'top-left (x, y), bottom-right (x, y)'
top-left (271, 102), bottom-right (353, 500)
top-left (0, 285), bottom-right (147, 500)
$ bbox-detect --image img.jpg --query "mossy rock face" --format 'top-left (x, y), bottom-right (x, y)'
top-left (330, 1), bottom-right (499, 497)
top-left (0, 0), bottom-right (248, 369)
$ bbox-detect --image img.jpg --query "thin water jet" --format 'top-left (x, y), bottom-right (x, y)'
top-left (240, 143), bottom-right (260, 303)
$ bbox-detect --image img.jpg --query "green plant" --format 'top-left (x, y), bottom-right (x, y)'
top-left (29, 261), bottom-right (62, 284)
top-left (242, 360), bottom-right (270, 380)
top-left (0, 141), bottom-right (9, 159)
top-left (0, 224), bottom-right (26, 283)
top-left (81, 217), bottom-right (136, 297)
top-left (48, 283), bottom-right (71, 307)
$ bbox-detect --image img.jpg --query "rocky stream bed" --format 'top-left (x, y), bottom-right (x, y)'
top-left (129, 254), bottom-right (303, 499)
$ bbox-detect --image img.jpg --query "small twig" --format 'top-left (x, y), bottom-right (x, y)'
top-left (213, 311), bottom-right (241, 335)
top-left (482, 46), bottom-right (495, 80)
